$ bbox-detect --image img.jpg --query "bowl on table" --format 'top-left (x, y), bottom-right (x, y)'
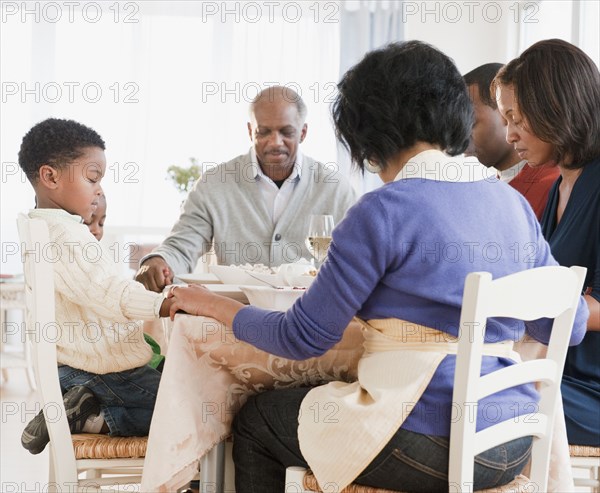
top-left (278, 261), bottom-right (315, 286)
top-left (286, 274), bottom-right (316, 288)
top-left (239, 285), bottom-right (306, 311)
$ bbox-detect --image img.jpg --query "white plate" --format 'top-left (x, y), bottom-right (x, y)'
top-left (176, 273), bottom-right (222, 285)
top-left (239, 285), bottom-right (305, 311)
top-left (205, 284), bottom-right (249, 304)
top-left (246, 271), bottom-right (287, 287)
top-left (209, 265), bottom-right (264, 285)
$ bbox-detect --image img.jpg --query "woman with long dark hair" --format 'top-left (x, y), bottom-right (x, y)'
top-left (494, 38), bottom-right (600, 448)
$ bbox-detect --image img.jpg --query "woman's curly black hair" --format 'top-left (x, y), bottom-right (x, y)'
top-left (332, 40), bottom-right (473, 171)
top-left (18, 118), bottom-right (105, 182)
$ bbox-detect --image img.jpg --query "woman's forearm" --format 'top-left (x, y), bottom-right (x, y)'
top-left (584, 294), bottom-right (600, 331)
top-left (206, 295), bottom-right (245, 328)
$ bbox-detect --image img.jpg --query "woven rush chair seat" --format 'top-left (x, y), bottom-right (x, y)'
top-left (71, 433), bottom-right (147, 460)
top-left (303, 471), bottom-right (532, 493)
top-left (570, 445), bottom-right (600, 457)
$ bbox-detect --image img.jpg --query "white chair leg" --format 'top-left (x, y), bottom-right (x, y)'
top-left (24, 339), bottom-right (37, 391)
top-left (25, 367), bottom-right (37, 391)
top-left (285, 466), bottom-right (309, 493)
top-left (48, 453), bottom-right (59, 493)
top-left (200, 441), bottom-right (226, 493)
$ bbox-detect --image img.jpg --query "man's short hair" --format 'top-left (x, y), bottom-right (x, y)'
top-left (463, 63), bottom-right (504, 109)
top-left (18, 118), bottom-right (105, 183)
top-left (250, 86), bottom-right (307, 121)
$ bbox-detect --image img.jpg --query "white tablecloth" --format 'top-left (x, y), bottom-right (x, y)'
top-left (141, 316), bottom-right (363, 492)
top-left (141, 320), bottom-right (574, 492)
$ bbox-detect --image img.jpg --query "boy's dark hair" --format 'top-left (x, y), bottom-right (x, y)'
top-left (332, 40), bottom-right (473, 172)
top-left (463, 63), bottom-right (504, 109)
top-left (492, 39), bottom-right (600, 169)
top-left (18, 118), bottom-right (105, 182)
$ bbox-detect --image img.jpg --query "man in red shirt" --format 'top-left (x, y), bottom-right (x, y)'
top-left (464, 63), bottom-right (559, 220)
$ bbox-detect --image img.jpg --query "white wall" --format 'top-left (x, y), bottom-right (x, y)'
top-left (403, 1), bottom-right (519, 72)
top-left (2, 0), bottom-right (598, 275)
top-left (403, 1), bottom-right (599, 72)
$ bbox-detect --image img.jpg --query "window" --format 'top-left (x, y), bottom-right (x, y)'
top-left (1, 2), bottom-right (341, 273)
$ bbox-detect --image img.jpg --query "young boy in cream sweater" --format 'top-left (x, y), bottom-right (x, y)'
top-left (18, 118), bottom-right (173, 454)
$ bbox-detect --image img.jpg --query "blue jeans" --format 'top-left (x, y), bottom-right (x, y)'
top-left (58, 364), bottom-right (161, 436)
top-left (232, 387), bottom-right (532, 493)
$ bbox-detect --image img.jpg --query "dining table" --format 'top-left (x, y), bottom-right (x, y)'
top-left (140, 291), bottom-right (575, 493)
top-left (141, 308), bottom-right (364, 492)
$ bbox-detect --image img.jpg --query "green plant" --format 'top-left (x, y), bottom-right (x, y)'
top-left (167, 157), bottom-right (202, 194)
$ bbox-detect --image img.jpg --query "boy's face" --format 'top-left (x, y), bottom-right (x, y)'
top-left (85, 196), bottom-right (106, 241)
top-left (50, 147), bottom-right (106, 222)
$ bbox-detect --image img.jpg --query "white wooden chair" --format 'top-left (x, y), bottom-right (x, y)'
top-left (286, 265), bottom-right (586, 493)
top-left (17, 214), bottom-right (146, 492)
top-left (0, 281), bottom-right (36, 390)
top-left (571, 445), bottom-right (600, 492)
top-left (449, 266), bottom-right (585, 491)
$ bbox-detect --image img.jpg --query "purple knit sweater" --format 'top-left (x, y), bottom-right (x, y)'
top-left (234, 176), bottom-right (588, 436)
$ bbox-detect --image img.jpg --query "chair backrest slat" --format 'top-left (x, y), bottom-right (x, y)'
top-left (473, 414), bottom-right (550, 456)
top-left (476, 359), bottom-right (557, 400)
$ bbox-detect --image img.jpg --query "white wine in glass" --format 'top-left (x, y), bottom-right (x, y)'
top-left (306, 215), bottom-right (334, 264)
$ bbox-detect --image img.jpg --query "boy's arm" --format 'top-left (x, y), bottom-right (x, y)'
top-left (53, 225), bottom-right (165, 321)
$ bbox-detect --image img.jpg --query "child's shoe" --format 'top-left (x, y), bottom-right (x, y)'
top-left (21, 385), bottom-right (101, 454)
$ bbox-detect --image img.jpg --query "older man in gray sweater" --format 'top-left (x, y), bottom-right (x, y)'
top-left (136, 86), bottom-right (357, 292)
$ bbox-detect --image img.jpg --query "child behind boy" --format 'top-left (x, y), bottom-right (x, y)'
top-left (18, 118), bottom-right (173, 454)
top-left (84, 192), bottom-right (106, 241)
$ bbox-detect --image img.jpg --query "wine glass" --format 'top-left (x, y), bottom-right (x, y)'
top-left (305, 214), bottom-right (334, 267)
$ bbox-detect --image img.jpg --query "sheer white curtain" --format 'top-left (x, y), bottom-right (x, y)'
top-left (4, 1), bottom-right (596, 273)
top-left (0, 2), bottom-right (341, 273)
top-left (338, 0), bottom-right (405, 194)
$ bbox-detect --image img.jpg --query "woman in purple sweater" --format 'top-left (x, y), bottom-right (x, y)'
top-left (168, 41), bottom-right (588, 493)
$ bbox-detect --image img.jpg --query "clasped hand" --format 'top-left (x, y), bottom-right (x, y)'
top-left (164, 284), bottom-right (213, 320)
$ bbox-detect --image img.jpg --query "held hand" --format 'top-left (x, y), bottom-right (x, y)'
top-left (166, 284), bottom-right (213, 320)
top-left (135, 257), bottom-right (173, 293)
top-left (162, 266), bottom-right (174, 286)
top-left (158, 296), bottom-right (175, 318)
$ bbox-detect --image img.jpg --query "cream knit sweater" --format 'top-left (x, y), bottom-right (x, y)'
top-left (29, 209), bottom-right (163, 374)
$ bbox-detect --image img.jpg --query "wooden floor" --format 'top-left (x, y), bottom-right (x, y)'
top-left (0, 369), bottom-right (48, 492)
